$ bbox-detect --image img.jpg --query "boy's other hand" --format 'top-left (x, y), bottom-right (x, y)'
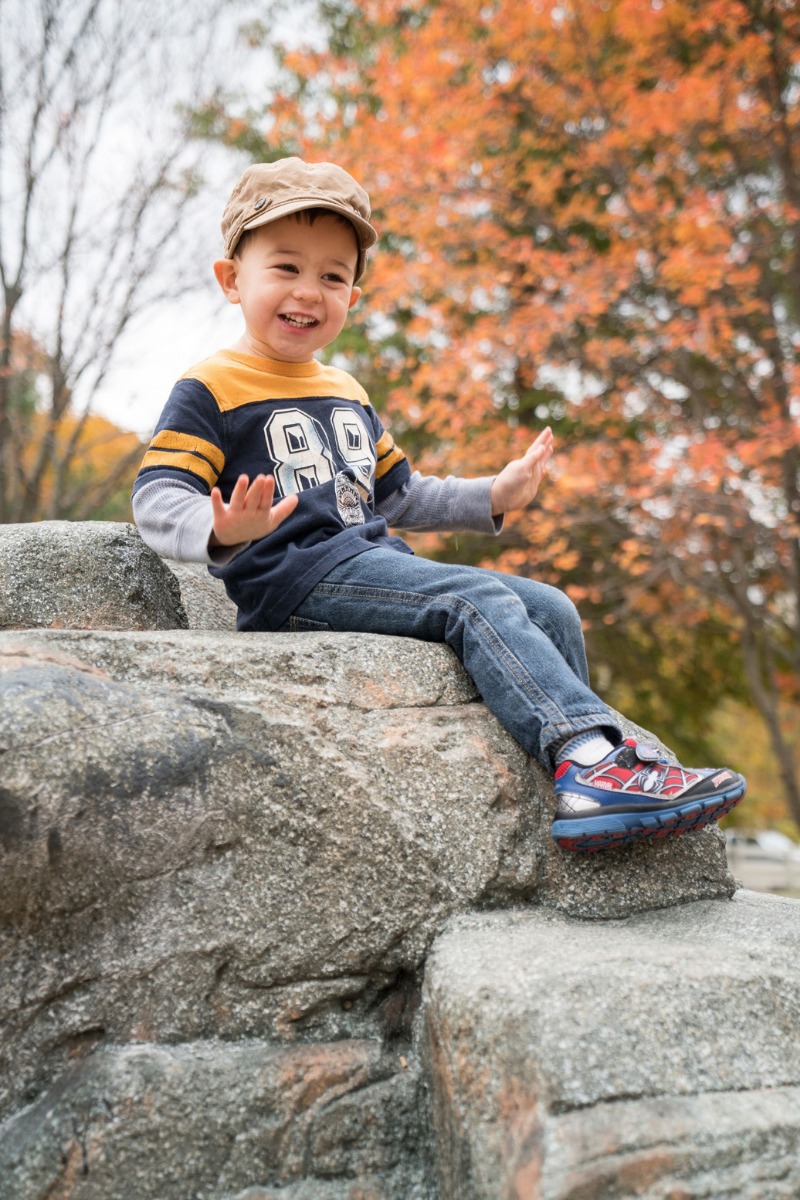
top-left (209, 473), bottom-right (298, 547)
top-left (490, 427), bottom-right (554, 516)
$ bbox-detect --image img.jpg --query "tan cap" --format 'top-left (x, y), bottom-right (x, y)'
top-left (220, 157), bottom-right (378, 280)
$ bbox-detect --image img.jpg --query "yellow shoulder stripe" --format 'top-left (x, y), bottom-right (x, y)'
top-left (150, 429), bottom-right (225, 472)
top-left (375, 431), bottom-right (406, 479)
top-left (185, 356), bottom-right (369, 412)
top-left (140, 449), bottom-right (219, 488)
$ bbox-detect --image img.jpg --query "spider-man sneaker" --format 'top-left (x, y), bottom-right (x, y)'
top-left (552, 738), bottom-right (746, 852)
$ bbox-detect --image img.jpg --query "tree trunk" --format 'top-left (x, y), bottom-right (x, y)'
top-left (740, 619), bottom-right (800, 829)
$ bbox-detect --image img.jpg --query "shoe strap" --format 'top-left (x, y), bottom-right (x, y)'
top-left (634, 743), bottom-right (662, 763)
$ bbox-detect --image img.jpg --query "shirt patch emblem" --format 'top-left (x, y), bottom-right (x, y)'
top-left (335, 471), bottom-right (365, 526)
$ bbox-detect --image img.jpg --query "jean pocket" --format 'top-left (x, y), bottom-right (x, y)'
top-left (283, 615), bottom-right (334, 632)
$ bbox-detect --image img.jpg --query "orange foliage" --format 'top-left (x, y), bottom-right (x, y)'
top-left (21, 410), bottom-right (140, 469)
top-left (21, 410), bottom-right (143, 521)
top-left (223, 0), bottom-right (800, 817)
top-left (259, 0), bottom-right (798, 554)
top-left (4, 328), bottom-right (145, 521)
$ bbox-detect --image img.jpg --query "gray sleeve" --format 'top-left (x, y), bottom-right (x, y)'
top-left (376, 471), bottom-right (504, 534)
top-left (132, 478), bottom-right (249, 565)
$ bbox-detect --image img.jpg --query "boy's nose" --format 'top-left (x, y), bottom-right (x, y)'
top-left (291, 278), bottom-right (322, 301)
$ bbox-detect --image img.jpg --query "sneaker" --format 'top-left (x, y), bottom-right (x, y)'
top-left (552, 738), bottom-right (746, 852)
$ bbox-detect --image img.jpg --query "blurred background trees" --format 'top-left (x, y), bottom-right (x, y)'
top-left (0, 0), bottom-right (252, 523)
top-left (2, 0), bottom-right (797, 830)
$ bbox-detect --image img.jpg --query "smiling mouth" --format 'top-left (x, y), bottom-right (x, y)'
top-left (280, 313), bottom-right (319, 328)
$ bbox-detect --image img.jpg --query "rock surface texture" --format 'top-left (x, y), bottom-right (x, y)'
top-left (424, 893), bottom-right (800, 1200)
top-left (0, 521), bottom-right (188, 631)
top-left (0, 521), bottom-right (791, 1199)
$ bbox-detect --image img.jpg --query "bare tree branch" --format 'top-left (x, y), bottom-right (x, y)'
top-left (0, 0), bottom-right (273, 523)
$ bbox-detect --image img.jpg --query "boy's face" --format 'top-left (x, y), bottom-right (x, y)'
top-left (214, 212), bottom-right (361, 363)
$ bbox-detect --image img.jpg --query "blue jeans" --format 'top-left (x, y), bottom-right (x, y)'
top-left (282, 549), bottom-right (620, 771)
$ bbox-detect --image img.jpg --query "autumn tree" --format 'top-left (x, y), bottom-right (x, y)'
top-left (3, 325), bottom-right (146, 520)
top-left (200, 0), bottom-right (800, 820)
top-left (0, 0), bottom-right (265, 523)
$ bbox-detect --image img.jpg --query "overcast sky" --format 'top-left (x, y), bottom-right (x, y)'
top-left (95, 226), bottom-right (248, 439)
top-left (91, 1), bottom-right (325, 440)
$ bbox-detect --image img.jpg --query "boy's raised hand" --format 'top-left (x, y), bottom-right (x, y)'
top-left (210, 473), bottom-right (298, 547)
top-left (490, 427), bottom-right (554, 516)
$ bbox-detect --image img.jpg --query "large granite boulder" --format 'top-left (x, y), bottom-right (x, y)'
top-left (166, 558), bottom-right (238, 631)
top-left (0, 519), bottom-right (776, 1200)
top-left (0, 518), bottom-right (237, 633)
top-left (0, 521), bottom-right (188, 631)
top-left (0, 1040), bottom-right (424, 1200)
top-left (0, 626), bottom-right (735, 1131)
top-left (423, 891), bottom-right (800, 1199)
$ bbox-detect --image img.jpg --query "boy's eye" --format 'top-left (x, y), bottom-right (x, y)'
top-left (273, 262), bottom-right (299, 273)
top-left (323, 272), bottom-right (347, 284)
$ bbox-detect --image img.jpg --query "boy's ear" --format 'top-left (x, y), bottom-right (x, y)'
top-left (348, 286), bottom-right (362, 310)
top-left (214, 258), bottom-right (240, 304)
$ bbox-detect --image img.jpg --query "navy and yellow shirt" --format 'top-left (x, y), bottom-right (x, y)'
top-left (132, 350), bottom-right (413, 631)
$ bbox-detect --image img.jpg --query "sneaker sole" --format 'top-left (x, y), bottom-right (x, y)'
top-left (551, 778), bottom-right (746, 853)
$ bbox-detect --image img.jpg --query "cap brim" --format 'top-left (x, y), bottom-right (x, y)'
top-left (227, 195), bottom-right (378, 275)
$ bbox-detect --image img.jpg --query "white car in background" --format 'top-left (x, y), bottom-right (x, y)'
top-left (725, 829), bottom-right (800, 895)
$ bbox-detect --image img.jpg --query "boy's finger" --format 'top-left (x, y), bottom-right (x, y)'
top-left (524, 441), bottom-right (550, 464)
top-left (229, 474), bottom-right (250, 508)
top-left (257, 475), bottom-right (277, 509)
top-left (526, 428), bottom-right (553, 453)
top-left (242, 474), bottom-right (269, 509)
top-left (268, 493), bottom-right (299, 529)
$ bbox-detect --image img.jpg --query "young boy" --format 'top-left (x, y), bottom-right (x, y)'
top-left (133, 157), bottom-right (746, 852)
